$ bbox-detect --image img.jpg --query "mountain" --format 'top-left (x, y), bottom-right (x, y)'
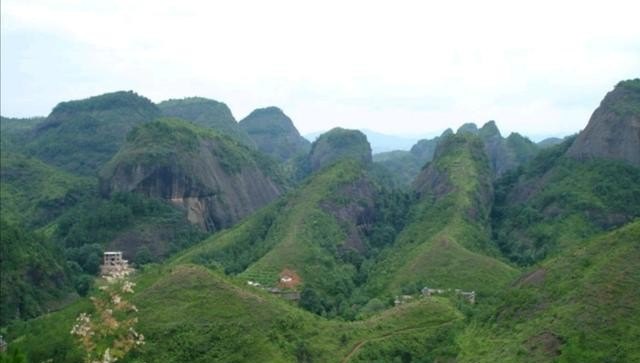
top-left (537, 137), bottom-right (564, 148)
top-left (100, 118), bottom-right (286, 232)
top-left (492, 81), bottom-right (640, 265)
top-left (308, 128), bottom-right (372, 172)
top-left (157, 97), bottom-right (255, 147)
top-left (239, 107), bottom-right (310, 162)
top-left (567, 79), bottom-right (640, 167)
top-left (457, 221), bottom-right (640, 362)
top-left (305, 129), bottom-right (422, 154)
top-left (24, 91), bottom-right (161, 175)
top-left (367, 133), bottom-right (518, 296)
top-left (0, 116), bottom-right (45, 152)
top-left (175, 159), bottom-right (399, 318)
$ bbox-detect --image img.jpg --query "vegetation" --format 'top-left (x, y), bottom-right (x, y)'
top-left (158, 97), bottom-right (255, 147)
top-left (24, 91), bottom-right (160, 175)
top-left (456, 221), bottom-right (640, 362)
top-left (366, 133), bottom-right (518, 297)
top-left (6, 265), bottom-right (463, 362)
top-left (493, 137), bottom-right (640, 264)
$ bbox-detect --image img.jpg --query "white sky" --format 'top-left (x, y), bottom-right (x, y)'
top-left (1, 0), bottom-right (639, 139)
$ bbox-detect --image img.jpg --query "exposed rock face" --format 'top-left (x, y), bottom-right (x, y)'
top-left (309, 128), bottom-right (372, 172)
top-left (101, 119), bottom-right (285, 232)
top-left (456, 121), bottom-right (538, 177)
top-left (320, 176), bottom-right (376, 252)
top-left (26, 91), bottom-right (161, 175)
top-left (239, 107), bottom-right (310, 161)
top-left (157, 97), bottom-right (255, 147)
top-left (567, 79), bottom-right (640, 167)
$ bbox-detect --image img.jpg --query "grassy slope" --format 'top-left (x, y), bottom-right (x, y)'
top-left (368, 134), bottom-right (518, 296)
top-left (457, 220), bottom-right (640, 363)
top-left (9, 264), bottom-right (462, 363)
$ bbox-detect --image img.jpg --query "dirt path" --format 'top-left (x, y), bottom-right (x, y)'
top-left (340, 325), bottom-right (428, 363)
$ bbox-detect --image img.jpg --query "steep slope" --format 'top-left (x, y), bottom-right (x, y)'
top-left (100, 118), bottom-right (286, 232)
top-left (567, 79), bottom-right (640, 167)
top-left (308, 128), bottom-right (372, 172)
top-left (367, 133), bottom-right (518, 296)
top-left (239, 106), bottom-right (311, 162)
top-left (157, 97), bottom-right (255, 147)
top-left (9, 264), bottom-right (462, 363)
top-left (25, 91), bottom-right (161, 175)
top-left (457, 221), bottom-right (640, 363)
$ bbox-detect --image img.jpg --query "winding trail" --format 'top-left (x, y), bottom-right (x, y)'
top-left (340, 320), bottom-right (458, 363)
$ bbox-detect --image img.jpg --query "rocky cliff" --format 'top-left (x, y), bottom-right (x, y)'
top-left (100, 118), bottom-right (285, 231)
top-left (239, 106), bottom-right (310, 161)
top-left (566, 79), bottom-right (640, 167)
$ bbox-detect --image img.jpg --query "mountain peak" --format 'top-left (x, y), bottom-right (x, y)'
top-left (309, 128), bottom-right (372, 172)
top-left (457, 123), bottom-right (479, 135)
top-left (479, 120), bottom-right (502, 138)
top-left (239, 106), bottom-right (310, 161)
top-left (566, 79), bottom-right (640, 167)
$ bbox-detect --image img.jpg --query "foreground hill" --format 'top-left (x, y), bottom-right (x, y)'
top-left (457, 220), bottom-right (640, 362)
top-left (25, 91), bottom-right (161, 175)
top-left (100, 118), bottom-right (286, 232)
top-left (10, 264), bottom-right (462, 362)
top-left (239, 107), bottom-right (310, 162)
top-left (367, 133), bottom-right (518, 296)
top-left (157, 97), bottom-right (255, 147)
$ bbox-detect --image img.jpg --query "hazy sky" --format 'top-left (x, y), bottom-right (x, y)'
top-left (2, 0), bottom-right (639, 139)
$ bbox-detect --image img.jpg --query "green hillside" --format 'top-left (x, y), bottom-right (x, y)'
top-left (367, 133), bottom-right (519, 296)
top-left (457, 220), bottom-right (640, 362)
top-left (0, 151), bottom-right (94, 226)
top-left (24, 91), bottom-right (161, 175)
top-left (177, 159), bottom-right (406, 318)
top-left (7, 264), bottom-right (463, 363)
top-left (493, 137), bottom-right (640, 264)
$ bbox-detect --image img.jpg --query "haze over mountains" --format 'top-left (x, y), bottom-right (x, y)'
top-left (1, 79), bottom-right (639, 362)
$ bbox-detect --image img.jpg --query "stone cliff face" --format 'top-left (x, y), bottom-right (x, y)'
top-left (567, 79), bottom-right (640, 167)
top-left (239, 107), bottom-right (310, 162)
top-left (101, 119), bottom-right (285, 231)
top-left (308, 128), bottom-right (372, 172)
top-left (456, 121), bottom-right (538, 177)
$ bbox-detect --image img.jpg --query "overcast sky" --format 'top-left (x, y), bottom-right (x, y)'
top-left (2, 0), bottom-right (639, 140)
